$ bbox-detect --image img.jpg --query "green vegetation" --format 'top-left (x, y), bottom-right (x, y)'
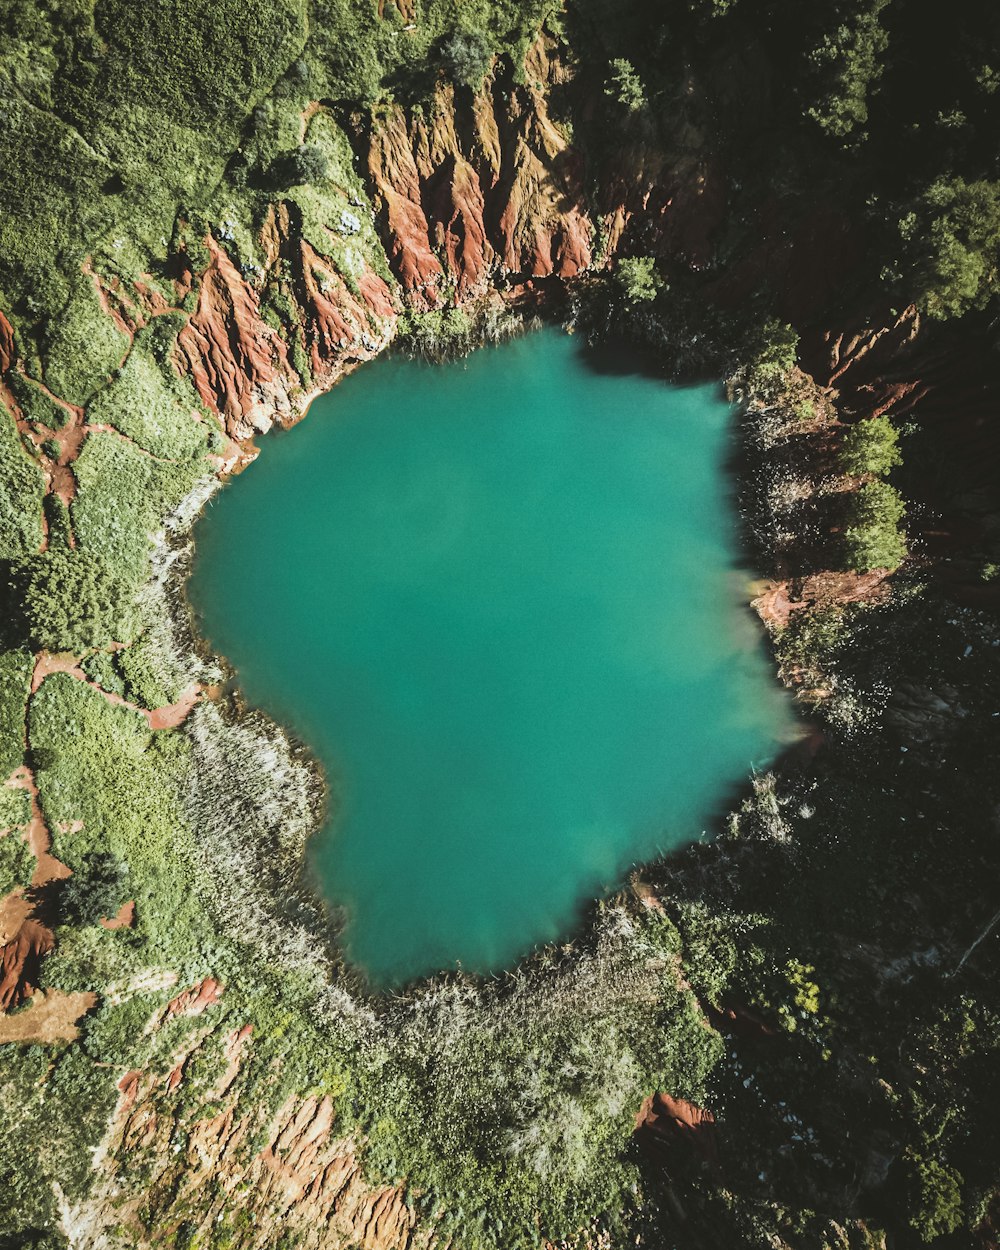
top-left (17, 547), bottom-right (139, 652)
top-left (605, 58), bottom-right (646, 113)
top-left (904, 177), bottom-right (1000, 319)
top-left (614, 256), bottom-right (661, 303)
top-left (86, 328), bottom-right (211, 460)
top-left (0, 406), bottom-right (45, 560)
top-left (0, 650), bottom-right (31, 776)
top-left (1, 0), bottom-right (999, 1246)
top-left (839, 413), bottom-right (902, 476)
top-left (43, 274), bottom-right (129, 406)
top-left (842, 479), bottom-right (908, 571)
top-left (805, 0), bottom-right (891, 139)
top-left (0, 832), bottom-right (33, 896)
top-left (441, 31), bottom-right (495, 88)
top-left (59, 852), bottom-right (130, 926)
top-left (7, 372), bottom-right (70, 431)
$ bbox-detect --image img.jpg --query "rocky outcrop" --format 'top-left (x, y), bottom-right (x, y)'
top-left (175, 210), bottom-right (395, 442)
top-left (80, 1030), bottom-right (438, 1250)
top-left (0, 310), bottom-right (15, 375)
top-left (0, 915), bottom-right (53, 1011)
top-left (361, 37), bottom-right (593, 305)
top-left (175, 237), bottom-right (297, 439)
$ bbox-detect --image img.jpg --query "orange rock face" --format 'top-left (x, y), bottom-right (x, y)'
top-left (0, 310), bottom-right (15, 375)
top-left (175, 207), bottom-right (395, 442)
top-left (102, 1048), bottom-right (437, 1250)
top-left (364, 41), bottom-right (593, 305)
top-left (0, 917), bottom-right (54, 1011)
top-left (176, 237), bottom-right (296, 440)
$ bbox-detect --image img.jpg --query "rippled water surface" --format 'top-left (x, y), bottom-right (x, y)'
top-left (191, 328), bottom-right (795, 983)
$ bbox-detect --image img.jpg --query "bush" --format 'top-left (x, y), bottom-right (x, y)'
top-left (60, 852), bottom-right (130, 925)
top-left (744, 319), bottom-right (799, 393)
top-left (86, 336), bottom-right (210, 460)
top-left (18, 548), bottom-right (138, 652)
top-left (0, 649), bottom-right (32, 775)
top-left (842, 479), bottom-right (907, 571)
top-left (441, 31), bottom-right (493, 88)
top-left (268, 144), bottom-right (330, 189)
top-left (905, 1152), bottom-right (964, 1242)
top-left (43, 276), bottom-right (130, 406)
top-left (0, 832), bottom-right (34, 897)
top-left (614, 257), bottom-right (661, 304)
top-left (605, 58), bottom-right (646, 113)
top-left (839, 414), bottom-right (902, 476)
top-left (0, 406), bottom-right (45, 560)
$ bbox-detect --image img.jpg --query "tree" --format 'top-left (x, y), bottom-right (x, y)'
top-left (745, 319), bottom-right (799, 390)
top-left (604, 58), bottom-right (646, 113)
top-left (268, 144), bottom-right (329, 189)
top-left (842, 479), bottom-right (907, 571)
top-left (60, 852), bottom-right (130, 926)
top-left (614, 256), bottom-right (661, 304)
top-left (806, 0), bottom-right (891, 139)
top-left (905, 177), bottom-right (1000, 319)
top-left (905, 1152), bottom-right (964, 1242)
top-left (839, 414), bottom-right (902, 476)
top-left (441, 32), bottom-right (493, 89)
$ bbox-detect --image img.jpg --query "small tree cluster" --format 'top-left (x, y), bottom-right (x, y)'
top-left (604, 58), bottom-right (646, 113)
top-left (839, 413), bottom-right (902, 476)
top-left (903, 177), bottom-right (1000, 319)
top-left (60, 851), bottom-right (130, 926)
top-left (14, 549), bottom-right (138, 652)
top-left (842, 479), bottom-right (907, 571)
top-left (614, 256), bottom-right (661, 304)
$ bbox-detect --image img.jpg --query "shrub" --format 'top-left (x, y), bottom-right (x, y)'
top-left (441, 31), bottom-right (494, 88)
top-left (43, 276), bottom-right (129, 406)
top-left (842, 479), bottom-right (907, 571)
top-left (268, 145), bottom-right (330, 189)
top-left (744, 319), bottom-right (799, 393)
top-left (0, 832), bottom-right (33, 896)
top-left (905, 1152), bottom-right (964, 1242)
top-left (0, 406), bottom-right (45, 560)
top-left (614, 257), bottom-right (661, 304)
top-left (18, 548), bottom-right (138, 652)
top-left (839, 414), bottom-right (902, 476)
top-left (60, 851), bottom-right (130, 925)
top-left (86, 336), bottom-right (210, 460)
top-left (0, 649), bottom-right (32, 775)
top-left (605, 58), bottom-right (646, 113)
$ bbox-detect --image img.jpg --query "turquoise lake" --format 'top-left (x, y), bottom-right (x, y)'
top-left (190, 328), bottom-right (796, 984)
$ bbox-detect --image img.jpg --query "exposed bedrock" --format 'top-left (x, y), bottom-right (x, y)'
top-left (359, 38), bottom-right (593, 304)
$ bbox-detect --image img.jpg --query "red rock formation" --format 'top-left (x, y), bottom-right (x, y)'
top-left (635, 1092), bottom-right (719, 1166)
top-left (0, 310), bottom-right (15, 375)
top-left (175, 237), bottom-right (296, 439)
top-left (165, 976), bottom-right (224, 1017)
top-left (99, 1046), bottom-right (438, 1250)
top-left (0, 918), bottom-right (54, 1010)
top-left (175, 207), bottom-right (395, 442)
top-left (364, 38), bottom-right (593, 305)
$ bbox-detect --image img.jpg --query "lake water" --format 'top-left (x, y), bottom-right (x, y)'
top-left (190, 328), bottom-right (795, 984)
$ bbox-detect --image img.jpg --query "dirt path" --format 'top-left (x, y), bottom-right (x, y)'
top-left (0, 988), bottom-right (97, 1043)
top-left (31, 652), bottom-right (205, 730)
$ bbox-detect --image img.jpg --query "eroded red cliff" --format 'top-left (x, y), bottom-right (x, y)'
top-left (362, 37), bottom-right (593, 305)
